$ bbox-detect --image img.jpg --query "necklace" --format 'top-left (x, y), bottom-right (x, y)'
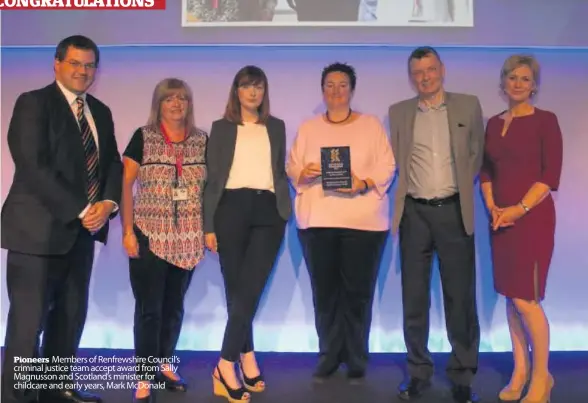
top-left (326, 108), bottom-right (352, 124)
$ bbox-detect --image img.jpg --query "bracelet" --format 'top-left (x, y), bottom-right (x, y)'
top-left (361, 180), bottom-right (369, 194)
top-left (519, 202), bottom-right (530, 213)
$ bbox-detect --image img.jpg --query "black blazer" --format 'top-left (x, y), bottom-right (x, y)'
top-left (203, 116), bottom-right (291, 234)
top-left (1, 82), bottom-right (122, 255)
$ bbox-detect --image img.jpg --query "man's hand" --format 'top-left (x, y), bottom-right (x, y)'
top-left (82, 201), bottom-right (115, 232)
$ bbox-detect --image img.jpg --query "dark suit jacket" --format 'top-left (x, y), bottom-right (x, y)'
top-left (1, 82), bottom-right (122, 255)
top-left (203, 116), bottom-right (291, 234)
top-left (388, 92), bottom-right (485, 236)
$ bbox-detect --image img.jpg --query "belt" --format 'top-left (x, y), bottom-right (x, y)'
top-left (224, 188), bottom-right (271, 195)
top-left (408, 193), bottom-right (459, 206)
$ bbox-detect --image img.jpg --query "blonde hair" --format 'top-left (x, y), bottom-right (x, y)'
top-left (147, 78), bottom-right (195, 131)
top-left (500, 54), bottom-right (541, 96)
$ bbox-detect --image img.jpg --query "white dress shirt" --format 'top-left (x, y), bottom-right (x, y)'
top-left (56, 80), bottom-right (118, 219)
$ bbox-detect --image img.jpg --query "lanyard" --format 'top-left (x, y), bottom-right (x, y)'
top-left (160, 124), bottom-right (185, 178)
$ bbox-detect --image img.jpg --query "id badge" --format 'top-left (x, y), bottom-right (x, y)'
top-left (172, 187), bottom-right (188, 201)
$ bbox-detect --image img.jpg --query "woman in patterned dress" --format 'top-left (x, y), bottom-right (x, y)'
top-left (480, 55), bottom-right (562, 403)
top-left (120, 78), bottom-right (208, 403)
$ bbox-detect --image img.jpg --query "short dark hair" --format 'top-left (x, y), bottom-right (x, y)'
top-left (408, 46), bottom-right (442, 68)
top-left (223, 65), bottom-right (270, 125)
top-left (55, 35), bottom-right (100, 67)
top-left (321, 62), bottom-right (357, 91)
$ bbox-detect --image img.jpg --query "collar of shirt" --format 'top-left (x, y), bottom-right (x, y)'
top-left (417, 92), bottom-right (447, 112)
top-left (56, 80), bottom-right (86, 108)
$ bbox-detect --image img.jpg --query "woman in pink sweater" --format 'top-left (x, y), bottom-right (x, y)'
top-left (287, 62), bottom-right (396, 381)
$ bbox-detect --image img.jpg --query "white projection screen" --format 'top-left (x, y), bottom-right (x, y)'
top-left (181, 0), bottom-right (474, 27)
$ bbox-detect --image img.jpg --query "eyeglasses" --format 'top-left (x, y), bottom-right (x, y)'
top-left (65, 60), bottom-right (97, 70)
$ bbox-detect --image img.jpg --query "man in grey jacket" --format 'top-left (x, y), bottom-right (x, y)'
top-left (388, 46), bottom-right (484, 403)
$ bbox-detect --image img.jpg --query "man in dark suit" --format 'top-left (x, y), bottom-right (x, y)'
top-left (388, 46), bottom-right (484, 403)
top-left (1, 35), bottom-right (122, 403)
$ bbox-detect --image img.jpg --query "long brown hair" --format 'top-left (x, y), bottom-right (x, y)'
top-left (223, 65), bottom-right (270, 125)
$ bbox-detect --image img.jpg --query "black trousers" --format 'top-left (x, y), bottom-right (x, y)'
top-left (215, 189), bottom-right (286, 362)
top-left (1, 230), bottom-right (94, 403)
top-left (130, 227), bottom-right (194, 377)
top-left (399, 196), bottom-right (480, 386)
top-left (298, 227), bottom-right (388, 373)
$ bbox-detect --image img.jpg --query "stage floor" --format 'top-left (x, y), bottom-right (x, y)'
top-left (6, 349), bottom-right (588, 403)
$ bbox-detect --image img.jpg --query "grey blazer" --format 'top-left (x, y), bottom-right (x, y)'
top-left (202, 116), bottom-right (291, 234)
top-left (388, 92), bottom-right (485, 236)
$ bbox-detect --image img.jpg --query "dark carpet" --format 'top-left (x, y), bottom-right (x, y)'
top-left (6, 349), bottom-right (588, 403)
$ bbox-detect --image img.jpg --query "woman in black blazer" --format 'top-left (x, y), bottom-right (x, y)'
top-left (203, 65), bottom-right (291, 402)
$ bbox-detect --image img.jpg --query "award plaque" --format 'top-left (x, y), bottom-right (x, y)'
top-left (320, 146), bottom-right (352, 190)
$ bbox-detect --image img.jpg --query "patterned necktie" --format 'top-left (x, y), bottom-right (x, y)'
top-left (76, 97), bottom-right (100, 204)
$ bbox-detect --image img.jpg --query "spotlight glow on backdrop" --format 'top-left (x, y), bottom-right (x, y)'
top-left (1, 1), bottom-right (587, 353)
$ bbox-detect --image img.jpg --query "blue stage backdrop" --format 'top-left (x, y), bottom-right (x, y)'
top-left (1, 2), bottom-right (588, 353)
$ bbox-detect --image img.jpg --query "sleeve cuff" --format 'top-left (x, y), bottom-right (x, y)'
top-left (104, 200), bottom-right (119, 213)
top-left (78, 203), bottom-right (92, 219)
top-left (539, 177), bottom-right (559, 191)
top-left (79, 200), bottom-right (119, 220)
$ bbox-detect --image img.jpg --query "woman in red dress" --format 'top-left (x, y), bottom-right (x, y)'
top-left (480, 55), bottom-right (563, 403)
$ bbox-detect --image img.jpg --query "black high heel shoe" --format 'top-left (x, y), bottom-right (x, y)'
top-left (155, 371), bottom-right (187, 392)
top-left (238, 362), bottom-right (266, 392)
top-left (212, 365), bottom-right (250, 402)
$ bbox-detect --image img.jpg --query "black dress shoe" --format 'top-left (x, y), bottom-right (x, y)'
top-left (155, 372), bottom-right (187, 392)
top-left (312, 359), bottom-right (340, 383)
top-left (39, 389), bottom-right (101, 403)
top-left (397, 378), bottom-right (431, 400)
top-left (451, 385), bottom-right (480, 403)
top-left (346, 369), bottom-right (365, 385)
